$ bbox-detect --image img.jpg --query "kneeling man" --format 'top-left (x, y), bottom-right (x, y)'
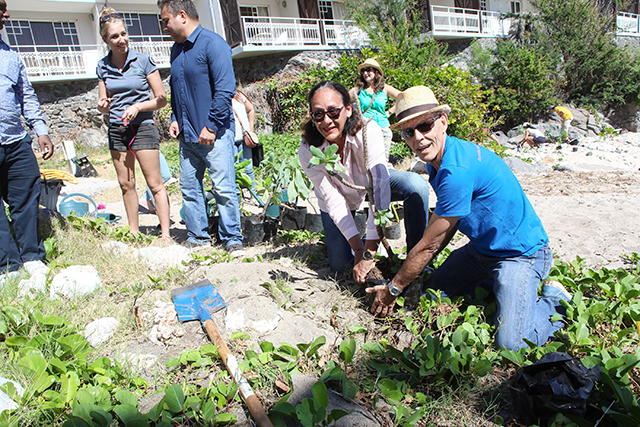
top-left (366, 86), bottom-right (569, 351)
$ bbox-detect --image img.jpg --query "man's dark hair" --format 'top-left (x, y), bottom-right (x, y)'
top-left (302, 81), bottom-right (363, 148)
top-left (157, 0), bottom-right (199, 19)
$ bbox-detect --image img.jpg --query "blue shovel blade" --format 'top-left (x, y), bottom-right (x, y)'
top-left (171, 279), bottom-right (226, 323)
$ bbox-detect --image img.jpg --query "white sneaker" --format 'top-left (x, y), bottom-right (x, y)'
top-left (226, 244), bottom-right (245, 258)
top-left (542, 280), bottom-right (572, 300)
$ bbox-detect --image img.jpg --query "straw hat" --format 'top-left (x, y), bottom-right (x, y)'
top-left (357, 58), bottom-right (383, 76)
top-left (390, 86), bottom-right (451, 130)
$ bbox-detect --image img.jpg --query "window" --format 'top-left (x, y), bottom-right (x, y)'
top-left (5, 20), bottom-right (80, 52)
top-left (239, 6), bottom-right (270, 17)
top-left (480, 0), bottom-right (487, 11)
top-left (510, 1), bottom-right (521, 13)
top-left (120, 13), bottom-right (170, 42)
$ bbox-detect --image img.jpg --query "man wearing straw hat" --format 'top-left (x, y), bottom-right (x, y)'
top-left (365, 85), bottom-right (570, 351)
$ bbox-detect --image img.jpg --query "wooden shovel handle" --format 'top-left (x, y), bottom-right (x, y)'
top-left (203, 319), bottom-right (274, 427)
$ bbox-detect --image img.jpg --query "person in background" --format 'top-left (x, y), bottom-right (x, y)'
top-left (96, 7), bottom-right (172, 245)
top-left (0, 0), bottom-right (54, 278)
top-left (140, 151), bottom-right (173, 213)
top-left (519, 123), bottom-right (547, 151)
top-left (300, 81), bottom-right (430, 282)
top-left (232, 89), bottom-right (256, 187)
top-left (158, 0), bottom-right (244, 256)
top-left (366, 86), bottom-right (570, 351)
top-left (349, 58), bottom-right (400, 160)
top-left (552, 105), bottom-right (573, 138)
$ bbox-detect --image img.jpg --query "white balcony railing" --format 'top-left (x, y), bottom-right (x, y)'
top-left (617, 12), bottom-right (639, 35)
top-left (241, 17), bottom-right (368, 47)
top-left (17, 41), bottom-right (173, 80)
top-left (430, 6), bottom-right (511, 37)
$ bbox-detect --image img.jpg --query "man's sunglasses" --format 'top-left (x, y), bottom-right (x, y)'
top-left (100, 13), bottom-right (123, 23)
top-left (310, 106), bottom-right (344, 122)
top-left (400, 115), bottom-right (442, 140)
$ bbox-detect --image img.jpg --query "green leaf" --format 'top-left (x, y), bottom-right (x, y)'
top-left (305, 336), bottom-right (326, 358)
top-left (112, 404), bottom-right (142, 424)
top-left (115, 389), bottom-right (138, 408)
top-left (338, 338), bottom-right (356, 364)
top-left (60, 372), bottom-right (79, 404)
top-left (311, 382), bottom-right (329, 410)
top-left (163, 384), bottom-right (186, 413)
top-left (214, 413), bottom-right (237, 425)
top-left (179, 350), bottom-right (201, 365)
top-left (296, 399), bottom-right (316, 427)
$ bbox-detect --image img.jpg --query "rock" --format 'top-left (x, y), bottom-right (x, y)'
top-left (133, 245), bottom-right (191, 270)
top-left (0, 377), bottom-right (24, 414)
top-left (84, 317), bottom-right (120, 347)
top-left (17, 273), bottom-right (47, 298)
top-left (23, 260), bottom-right (49, 276)
top-left (121, 353), bottom-right (159, 372)
top-left (283, 375), bottom-right (385, 427)
top-left (49, 265), bottom-right (102, 300)
top-left (102, 241), bottom-right (129, 256)
top-left (77, 129), bottom-right (107, 150)
top-left (225, 296), bottom-right (283, 333)
top-left (503, 157), bottom-right (548, 175)
top-left (410, 159), bottom-right (428, 173)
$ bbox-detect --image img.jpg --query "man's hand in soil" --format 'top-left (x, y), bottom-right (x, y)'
top-left (365, 282), bottom-right (397, 317)
top-left (353, 251), bottom-right (374, 283)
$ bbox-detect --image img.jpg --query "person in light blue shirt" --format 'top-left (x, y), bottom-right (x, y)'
top-left (0, 0), bottom-right (54, 274)
top-left (366, 86), bottom-right (570, 351)
top-left (158, 0), bottom-right (244, 256)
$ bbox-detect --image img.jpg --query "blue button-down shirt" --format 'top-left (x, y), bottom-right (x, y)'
top-left (169, 25), bottom-right (235, 143)
top-left (0, 38), bottom-right (48, 145)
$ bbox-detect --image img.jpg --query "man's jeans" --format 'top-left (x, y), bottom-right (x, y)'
top-left (179, 130), bottom-right (242, 247)
top-left (322, 169), bottom-right (430, 272)
top-left (0, 136), bottom-right (45, 273)
top-left (423, 242), bottom-right (565, 351)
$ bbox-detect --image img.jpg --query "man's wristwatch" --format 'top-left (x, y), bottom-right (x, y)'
top-left (387, 280), bottom-right (402, 297)
top-left (363, 250), bottom-right (375, 260)
top-left (205, 126), bottom-right (216, 134)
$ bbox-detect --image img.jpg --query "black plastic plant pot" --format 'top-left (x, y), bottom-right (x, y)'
top-left (280, 204), bottom-right (307, 230)
top-left (304, 213), bottom-right (323, 233)
top-left (242, 215), bottom-right (278, 246)
top-left (40, 179), bottom-right (64, 212)
top-left (383, 222), bottom-right (402, 240)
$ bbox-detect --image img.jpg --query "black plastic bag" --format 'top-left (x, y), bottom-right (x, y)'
top-left (252, 143), bottom-right (264, 167)
top-left (509, 352), bottom-right (602, 421)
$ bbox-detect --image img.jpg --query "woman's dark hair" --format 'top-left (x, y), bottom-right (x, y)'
top-left (302, 81), bottom-right (363, 148)
top-left (356, 69), bottom-right (384, 93)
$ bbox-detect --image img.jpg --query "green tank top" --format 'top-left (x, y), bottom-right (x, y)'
top-left (358, 89), bottom-right (390, 128)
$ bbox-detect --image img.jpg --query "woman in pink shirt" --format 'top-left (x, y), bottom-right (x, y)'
top-left (299, 81), bottom-right (430, 282)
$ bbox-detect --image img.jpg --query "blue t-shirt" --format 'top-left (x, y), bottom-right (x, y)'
top-left (427, 136), bottom-right (548, 257)
top-left (96, 49), bottom-right (157, 126)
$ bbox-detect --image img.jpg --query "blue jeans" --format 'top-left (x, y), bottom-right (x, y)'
top-left (423, 242), bottom-right (564, 350)
top-left (0, 136), bottom-right (45, 273)
top-left (322, 169), bottom-right (430, 272)
top-left (234, 139), bottom-right (255, 187)
top-left (179, 130), bottom-right (242, 247)
top-left (145, 150), bottom-right (172, 204)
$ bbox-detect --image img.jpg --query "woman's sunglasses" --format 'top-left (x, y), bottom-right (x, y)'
top-left (100, 13), bottom-right (123, 24)
top-left (361, 67), bottom-right (376, 74)
top-left (400, 115), bottom-right (442, 140)
top-left (311, 106), bottom-right (344, 122)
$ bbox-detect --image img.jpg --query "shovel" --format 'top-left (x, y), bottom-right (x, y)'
top-left (171, 280), bottom-right (274, 427)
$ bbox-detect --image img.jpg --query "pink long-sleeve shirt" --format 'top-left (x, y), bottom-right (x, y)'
top-left (299, 120), bottom-right (391, 242)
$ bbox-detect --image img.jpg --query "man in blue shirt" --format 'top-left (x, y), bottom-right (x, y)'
top-left (158, 0), bottom-right (244, 255)
top-left (366, 86), bottom-right (570, 351)
top-left (0, 0), bottom-right (54, 276)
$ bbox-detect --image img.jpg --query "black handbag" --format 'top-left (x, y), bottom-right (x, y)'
top-left (252, 143), bottom-right (264, 167)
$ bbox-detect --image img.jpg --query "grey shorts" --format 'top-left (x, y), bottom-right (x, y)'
top-left (108, 122), bottom-right (160, 151)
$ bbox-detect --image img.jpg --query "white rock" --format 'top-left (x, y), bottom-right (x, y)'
top-left (17, 273), bottom-right (47, 298)
top-left (0, 377), bottom-right (24, 414)
top-left (23, 260), bottom-right (49, 276)
top-left (410, 158), bottom-right (428, 173)
top-left (84, 317), bottom-right (120, 347)
top-left (102, 241), bottom-right (129, 257)
top-left (133, 245), bottom-right (191, 270)
top-left (49, 265), bottom-right (102, 300)
top-left (121, 353), bottom-right (159, 371)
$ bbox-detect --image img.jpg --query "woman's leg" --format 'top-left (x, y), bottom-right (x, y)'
top-left (136, 149), bottom-right (171, 243)
top-left (389, 169), bottom-right (430, 253)
top-left (320, 211), bottom-right (354, 273)
top-left (111, 150), bottom-right (139, 233)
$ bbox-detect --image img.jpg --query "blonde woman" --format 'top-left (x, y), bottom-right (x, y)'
top-left (96, 8), bottom-right (171, 244)
top-left (349, 58), bottom-right (400, 160)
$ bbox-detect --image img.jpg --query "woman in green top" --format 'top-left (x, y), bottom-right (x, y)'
top-left (349, 58), bottom-right (400, 160)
